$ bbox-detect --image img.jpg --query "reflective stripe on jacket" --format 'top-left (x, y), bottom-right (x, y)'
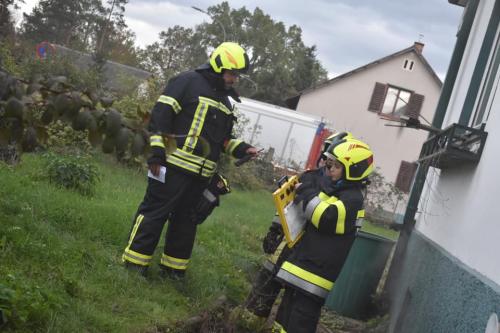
top-left (276, 261), bottom-right (333, 299)
top-left (277, 181), bottom-right (364, 299)
top-left (148, 69), bottom-right (250, 178)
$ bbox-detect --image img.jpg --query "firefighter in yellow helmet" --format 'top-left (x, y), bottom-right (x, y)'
top-left (317, 131), bottom-right (353, 168)
top-left (122, 42), bottom-right (257, 278)
top-left (244, 131), bottom-right (358, 319)
top-left (272, 138), bottom-right (374, 333)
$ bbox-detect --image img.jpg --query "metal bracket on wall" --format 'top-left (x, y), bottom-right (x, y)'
top-left (417, 123), bottom-right (488, 169)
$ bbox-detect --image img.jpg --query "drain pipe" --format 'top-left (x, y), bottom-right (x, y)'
top-left (384, 0), bottom-right (480, 301)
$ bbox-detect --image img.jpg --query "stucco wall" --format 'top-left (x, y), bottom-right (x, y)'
top-left (416, 0), bottom-right (500, 285)
top-left (442, 0), bottom-right (498, 126)
top-left (389, 231), bottom-right (500, 333)
top-left (296, 52), bottom-right (441, 183)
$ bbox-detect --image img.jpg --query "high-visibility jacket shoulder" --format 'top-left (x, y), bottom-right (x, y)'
top-left (276, 184), bottom-right (364, 299)
top-left (148, 69), bottom-right (251, 178)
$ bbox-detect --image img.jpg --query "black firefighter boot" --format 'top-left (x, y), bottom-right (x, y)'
top-left (124, 261), bottom-right (149, 277)
top-left (159, 265), bottom-right (185, 281)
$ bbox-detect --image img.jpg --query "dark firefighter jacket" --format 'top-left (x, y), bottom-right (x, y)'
top-left (276, 178), bottom-right (365, 300)
top-left (148, 64), bottom-right (251, 178)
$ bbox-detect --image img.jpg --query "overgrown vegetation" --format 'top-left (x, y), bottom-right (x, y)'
top-left (0, 153), bottom-right (275, 332)
top-left (0, 153), bottom-right (396, 332)
top-left (44, 153), bottom-right (100, 196)
top-left (365, 168), bottom-right (406, 226)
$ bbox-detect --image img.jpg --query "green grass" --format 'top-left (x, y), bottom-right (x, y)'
top-left (0, 153), bottom-right (397, 332)
top-left (0, 153), bottom-right (275, 332)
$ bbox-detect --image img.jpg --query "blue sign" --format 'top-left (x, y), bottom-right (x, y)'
top-left (36, 41), bottom-right (55, 59)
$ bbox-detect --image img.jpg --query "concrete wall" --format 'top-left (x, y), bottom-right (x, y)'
top-left (296, 52), bottom-right (441, 183)
top-left (389, 231), bottom-right (500, 333)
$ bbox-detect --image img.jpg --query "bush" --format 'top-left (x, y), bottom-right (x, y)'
top-left (218, 154), bottom-right (267, 191)
top-left (44, 153), bottom-right (100, 196)
top-left (45, 120), bottom-right (92, 155)
top-left (0, 41), bottom-right (19, 75)
top-left (0, 276), bottom-right (62, 331)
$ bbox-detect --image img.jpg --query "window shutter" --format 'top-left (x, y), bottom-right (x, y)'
top-left (368, 82), bottom-right (387, 112)
top-left (395, 161), bottom-right (417, 193)
top-left (406, 93), bottom-right (424, 119)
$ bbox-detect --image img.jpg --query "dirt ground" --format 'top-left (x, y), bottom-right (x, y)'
top-left (169, 295), bottom-right (390, 333)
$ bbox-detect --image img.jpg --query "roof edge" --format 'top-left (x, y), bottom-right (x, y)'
top-left (290, 44), bottom-right (442, 99)
top-left (448, 0), bottom-right (468, 7)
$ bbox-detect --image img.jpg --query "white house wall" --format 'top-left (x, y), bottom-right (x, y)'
top-left (416, 0), bottom-right (500, 285)
top-left (296, 52), bottom-right (441, 183)
top-left (443, 0), bottom-right (497, 126)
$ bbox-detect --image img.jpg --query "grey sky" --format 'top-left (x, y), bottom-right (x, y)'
top-left (17, 0), bottom-right (464, 79)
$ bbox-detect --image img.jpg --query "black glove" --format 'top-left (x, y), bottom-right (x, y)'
top-left (209, 173), bottom-right (231, 195)
top-left (262, 221), bottom-right (283, 254)
top-left (191, 189), bottom-right (219, 225)
top-left (192, 174), bottom-right (230, 225)
top-left (147, 146), bottom-right (166, 166)
top-left (294, 183), bottom-right (319, 208)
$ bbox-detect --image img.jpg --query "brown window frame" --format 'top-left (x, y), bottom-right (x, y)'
top-left (381, 85), bottom-right (413, 115)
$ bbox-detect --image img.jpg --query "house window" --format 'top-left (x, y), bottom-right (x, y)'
top-left (395, 161), bottom-right (418, 193)
top-left (403, 59), bottom-right (415, 71)
top-left (368, 82), bottom-right (425, 119)
top-left (381, 86), bottom-right (412, 115)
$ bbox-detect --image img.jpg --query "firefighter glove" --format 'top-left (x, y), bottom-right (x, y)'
top-left (294, 183), bottom-right (319, 208)
top-left (209, 173), bottom-right (231, 195)
top-left (262, 222), bottom-right (284, 254)
top-left (192, 189), bottom-right (219, 225)
top-left (147, 146), bottom-right (166, 167)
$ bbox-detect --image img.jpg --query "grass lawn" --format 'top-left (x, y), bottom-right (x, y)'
top-left (0, 153), bottom-right (397, 332)
top-left (0, 153), bottom-right (275, 332)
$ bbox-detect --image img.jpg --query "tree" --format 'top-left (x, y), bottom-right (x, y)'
top-left (198, 2), bottom-right (328, 105)
top-left (94, 0), bottom-right (134, 62)
top-left (139, 26), bottom-right (206, 83)
top-left (138, 2), bottom-right (327, 104)
top-left (0, 0), bottom-right (21, 40)
top-left (21, 0), bottom-right (104, 51)
top-left (100, 28), bottom-right (140, 67)
top-left (20, 0), bottom-right (139, 66)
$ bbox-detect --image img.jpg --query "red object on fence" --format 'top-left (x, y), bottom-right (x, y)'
top-left (305, 122), bottom-right (332, 170)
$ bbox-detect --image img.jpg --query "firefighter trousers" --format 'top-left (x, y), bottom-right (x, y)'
top-left (246, 244), bottom-right (292, 317)
top-left (246, 266), bottom-right (282, 317)
top-left (275, 287), bottom-right (324, 333)
top-left (123, 166), bottom-right (208, 271)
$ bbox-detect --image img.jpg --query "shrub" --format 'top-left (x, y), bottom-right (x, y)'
top-left (45, 120), bottom-right (92, 155)
top-left (218, 154), bottom-right (265, 190)
top-left (0, 276), bottom-right (62, 331)
top-left (44, 153), bottom-right (100, 196)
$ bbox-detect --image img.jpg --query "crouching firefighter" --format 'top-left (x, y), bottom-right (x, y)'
top-left (245, 132), bottom-right (354, 319)
top-left (122, 42), bottom-right (257, 278)
top-left (272, 138), bottom-right (374, 333)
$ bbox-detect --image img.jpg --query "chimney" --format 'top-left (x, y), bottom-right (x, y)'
top-left (414, 41), bottom-right (424, 54)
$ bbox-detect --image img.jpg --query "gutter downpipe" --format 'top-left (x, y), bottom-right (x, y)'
top-left (384, 0), bottom-right (480, 305)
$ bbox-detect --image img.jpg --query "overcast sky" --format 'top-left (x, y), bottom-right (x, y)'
top-left (15, 0), bottom-right (464, 79)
